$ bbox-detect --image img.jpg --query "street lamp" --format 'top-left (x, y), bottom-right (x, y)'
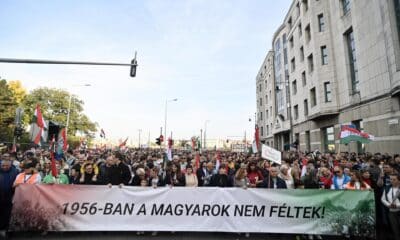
top-left (164, 98), bottom-right (178, 147)
top-left (66, 84), bottom-right (91, 136)
top-left (138, 129), bottom-right (142, 149)
top-left (204, 120), bottom-right (210, 150)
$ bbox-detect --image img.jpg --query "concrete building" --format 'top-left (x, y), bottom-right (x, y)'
top-left (256, 51), bottom-right (276, 147)
top-left (256, 0), bottom-right (400, 154)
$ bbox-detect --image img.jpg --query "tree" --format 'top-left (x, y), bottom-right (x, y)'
top-left (8, 80), bottom-right (27, 104)
top-left (22, 87), bottom-right (98, 140)
top-left (0, 79), bottom-right (18, 142)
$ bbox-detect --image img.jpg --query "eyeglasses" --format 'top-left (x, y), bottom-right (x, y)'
top-left (334, 171), bottom-right (341, 174)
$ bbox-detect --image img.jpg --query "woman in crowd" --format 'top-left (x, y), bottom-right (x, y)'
top-left (279, 164), bottom-right (294, 189)
top-left (345, 170), bottom-right (371, 190)
top-left (185, 165), bottom-right (198, 187)
top-left (78, 163), bottom-right (98, 185)
top-left (246, 162), bottom-right (263, 188)
top-left (131, 168), bottom-right (148, 186)
top-left (234, 164), bottom-right (249, 188)
top-left (318, 167), bottom-right (333, 189)
top-left (148, 166), bottom-right (163, 188)
top-left (164, 163), bottom-right (185, 187)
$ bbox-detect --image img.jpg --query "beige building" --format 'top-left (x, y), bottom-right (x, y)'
top-left (257, 0), bottom-right (400, 154)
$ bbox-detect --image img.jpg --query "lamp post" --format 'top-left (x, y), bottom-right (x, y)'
top-left (138, 129), bottom-right (142, 149)
top-left (204, 120), bottom-right (210, 150)
top-left (164, 98), bottom-right (178, 147)
top-left (66, 84), bottom-right (91, 136)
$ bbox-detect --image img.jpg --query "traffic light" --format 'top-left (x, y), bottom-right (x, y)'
top-left (156, 138), bottom-right (161, 145)
top-left (130, 52), bottom-right (138, 77)
top-left (14, 126), bottom-right (23, 138)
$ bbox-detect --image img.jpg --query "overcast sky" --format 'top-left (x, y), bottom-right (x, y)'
top-left (0, 0), bottom-right (291, 142)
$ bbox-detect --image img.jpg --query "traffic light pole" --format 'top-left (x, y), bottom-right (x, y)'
top-left (0, 54), bottom-right (138, 77)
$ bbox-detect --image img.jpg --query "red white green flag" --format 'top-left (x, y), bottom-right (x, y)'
top-left (32, 104), bottom-right (47, 145)
top-left (339, 125), bottom-right (374, 144)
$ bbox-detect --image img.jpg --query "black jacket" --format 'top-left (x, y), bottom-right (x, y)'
top-left (100, 162), bottom-right (131, 185)
top-left (258, 176), bottom-right (287, 189)
top-left (209, 174), bottom-right (233, 187)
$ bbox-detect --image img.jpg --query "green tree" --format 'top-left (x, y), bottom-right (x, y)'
top-left (0, 79), bottom-right (18, 142)
top-left (8, 80), bottom-right (27, 104)
top-left (22, 87), bottom-right (98, 140)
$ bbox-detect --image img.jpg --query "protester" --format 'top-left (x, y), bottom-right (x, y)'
top-left (184, 165), bottom-right (198, 187)
top-left (0, 158), bottom-right (19, 235)
top-left (13, 159), bottom-right (41, 187)
top-left (279, 164), bottom-right (294, 189)
top-left (381, 174), bottom-right (400, 240)
top-left (209, 164), bottom-right (232, 187)
top-left (234, 164), bottom-right (249, 188)
top-left (331, 166), bottom-right (351, 190)
top-left (258, 166), bottom-right (287, 189)
top-left (78, 163), bottom-right (98, 185)
top-left (247, 162), bottom-right (263, 188)
top-left (42, 161), bottom-right (69, 184)
top-left (344, 170), bottom-right (371, 190)
top-left (164, 163), bottom-right (185, 186)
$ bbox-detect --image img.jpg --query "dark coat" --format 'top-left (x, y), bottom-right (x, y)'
top-left (100, 162), bottom-right (131, 185)
top-left (209, 174), bottom-right (233, 187)
top-left (257, 176), bottom-right (287, 189)
top-left (164, 172), bottom-right (185, 186)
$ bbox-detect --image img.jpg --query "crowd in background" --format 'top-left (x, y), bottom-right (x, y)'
top-left (0, 147), bottom-right (399, 239)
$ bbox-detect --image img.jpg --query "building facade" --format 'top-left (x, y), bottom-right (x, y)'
top-left (256, 51), bottom-right (276, 147)
top-left (256, 0), bottom-right (400, 154)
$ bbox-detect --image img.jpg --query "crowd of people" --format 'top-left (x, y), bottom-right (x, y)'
top-left (0, 147), bottom-right (399, 239)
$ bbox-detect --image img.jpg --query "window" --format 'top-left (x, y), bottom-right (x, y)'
top-left (294, 105), bottom-right (299, 120)
top-left (292, 80), bottom-right (297, 95)
top-left (346, 29), bottom-right (359, 93)
top-left (305, 24), bottom-right (311, 42)
top-left (298, 22), bottom-right (302, 37)
top-left (302, 0), bottom-right (308, 12)
top-left (261, 126), bottom-right (264, 136)
top-left (270, 107), bottom-right (272, 117)
top-left (395, 0), bottom-right (400, 43)
top-left (267, 125), bottom-right (270, 136)
top-left (310, 87), bottom-right (317, 107)
top-left (296, 2), bottom-right (300, 18)
top-left (289, 36), bottom-right (294, 48)
top-left (308, 54), bottom-right (314, 73)
top-left (302, 71), bottom-right (306, 85)
top-left (291, 57), bottom-right (296, 72)
top-left (318, 14), bottom-right (325, 32)
top-left (260, 97), bottom-right (262, 106)
top-left (305, 131), bottom-right (310, 152)
top-left (324, 82), bottom-right (332, 102)
top-left (259, 84), bottom-right (262, 92)
top-left (323, 126), bottom-right (335, 152)
top-left (321, 46), bottom-right (328, 65)
top-left (300, 46), bottom-right (304, 62)
top-left (304, 99), bottom-right (308, 116)
top-left (266, 110), bottom-right (269, 119)
top-left (288, 17), bottom-right (293, 29)
top-left (266, 94), bottom-right (268, 105)
top-left (260, 111), bottom-right (263, 120)
top-left (342, 0), bottom-right (350, 15)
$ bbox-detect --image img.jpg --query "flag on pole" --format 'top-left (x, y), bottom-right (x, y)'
top-left (339, 125), bottom-right (374, 144)
top-left (32, 104), bottom-right (46, 145)
top-left (49, 135), bottom-right (58, 177)
top-left (195, 152), bottom-right (200, 170)
top-left (254, 124), bottom-right (260, 152)
top-left (119, 137), bottom-right (128, 148)
top-left (215, 151), bottom-right (221, 171)
top-left (166, 138), bottom-right (173, 161)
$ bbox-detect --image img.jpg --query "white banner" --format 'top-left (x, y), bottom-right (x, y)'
top-left (261, 144), bottom-right (282, 165)
top-left (10, 185), bottom-right (375, 237)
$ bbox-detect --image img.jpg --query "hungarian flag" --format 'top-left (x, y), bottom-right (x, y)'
top-left (254, 125), bottom-right (260, 153)
top-left (56, 128), bottom-right (68, 159)
top-left (339, 125), bottom-right (374, 144)
top-left (195, 152), bottom-right (200, 170)
top-left (215, 151), bottom-right (221, 171)
top-left (49, 135), bottom-right (58, 177)
top-left (119, 137), bottom-right (128, 148)
top-left (32, 104), bottom-right (47, 145)
top-left (166, 138), bottom-right (173, 161)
